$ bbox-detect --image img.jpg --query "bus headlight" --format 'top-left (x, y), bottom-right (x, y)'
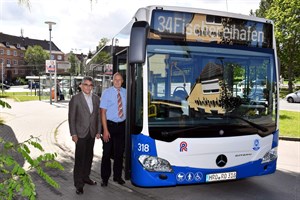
top-left (261, 147), bottom-right (278, 163)
top-left (138, 155), bottom-right (173, 172)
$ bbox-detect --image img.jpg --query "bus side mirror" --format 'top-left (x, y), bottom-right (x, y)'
top-left (128, 21), bottom-right (149, 64)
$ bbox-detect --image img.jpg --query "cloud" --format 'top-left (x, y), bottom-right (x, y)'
top-left (0, 0), bottom-right (260, 54)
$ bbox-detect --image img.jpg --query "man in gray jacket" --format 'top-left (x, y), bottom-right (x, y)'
top-left (68, 76), bottom-right (101, 195)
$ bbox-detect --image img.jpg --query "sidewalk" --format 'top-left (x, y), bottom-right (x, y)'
top-left (0, 99), bottom-right (147, 200)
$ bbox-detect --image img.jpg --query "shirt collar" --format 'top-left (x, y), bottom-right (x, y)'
top-left (83, 92), bottom-right (92, 98)
top-left (114, 87), bottom-right (121, 92)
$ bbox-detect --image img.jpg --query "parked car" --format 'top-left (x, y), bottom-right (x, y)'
top-left (28, 81), bottom-right (43, 89)
top-left (233, 87), bottom-right (244, 98)
top-left (286, 90), bottom-right (300, 103)
top-left (60, 79), bottom-right (71, 88)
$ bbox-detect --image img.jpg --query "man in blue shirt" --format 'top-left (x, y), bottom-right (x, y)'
top-left (100, 72), bottom-right (126, 186)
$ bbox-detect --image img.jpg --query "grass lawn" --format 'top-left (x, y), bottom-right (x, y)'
top-left (0, 92), bottom-right (49, 102)
top-left (279, 110), bottom-right (300, 138)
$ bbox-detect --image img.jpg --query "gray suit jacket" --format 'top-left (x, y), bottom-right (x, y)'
top-left (68, 92), bottom-right (101, 138)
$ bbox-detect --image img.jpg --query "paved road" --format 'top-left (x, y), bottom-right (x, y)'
top-left (0, 99), bottom-right (299, 200)
top-left (279, 99), bottom-right (300, 112)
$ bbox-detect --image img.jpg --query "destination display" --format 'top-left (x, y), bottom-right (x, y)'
top-left (150, 10), bottom-right (273, 48)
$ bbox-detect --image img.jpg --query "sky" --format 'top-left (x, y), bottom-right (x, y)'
top-left (0, 0), bottom-right (261, 55)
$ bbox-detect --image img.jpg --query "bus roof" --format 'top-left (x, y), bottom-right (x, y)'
top-left (134, 5), bottom-right (273, 24)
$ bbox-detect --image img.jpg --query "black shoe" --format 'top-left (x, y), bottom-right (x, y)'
top-left (76, 187), bottom-right (84, 195)
top-left (84, 179), bottom-right (97, 185)
top-left (101, 180), bottom-right (108, 187)
top-left (113, 178), bottom-right (125, 185)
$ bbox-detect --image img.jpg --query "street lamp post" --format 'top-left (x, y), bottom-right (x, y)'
top-left (1, 62), bottom-right (4, 94)
top-left (45, 21), bottom-right (56, 104)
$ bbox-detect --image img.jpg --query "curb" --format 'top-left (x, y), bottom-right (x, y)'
top-left (279, 136), bottom-right (300, 142)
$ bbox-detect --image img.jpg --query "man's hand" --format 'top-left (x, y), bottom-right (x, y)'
top-left (72, 135), bottom-right (78, 144)
top-left (102, 130), bottom-right (110, 143)
top-left (96, 133), bottom-right (101, 139)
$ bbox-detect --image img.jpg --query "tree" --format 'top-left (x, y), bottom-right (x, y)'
top-left (251, 0), bottom-right (273, 17)
top-left (254, 0), bottom-right (300, 92)
top-left (266, 0), bottom-right (300, 92)
top-left (68, 52), bottom-right (78, 75)
top-left (87, 50), bottom-right (93, 59)
top-left (24, 45), bottom-right (49, 75)
top-left (99, 38), bottom-right (110, 49)
top-left (89, 38), bottom-right (111, 66)
top-left (79, 53), bottom-right (85, 75)
top-left (92, 51), bottom-right (111, 66)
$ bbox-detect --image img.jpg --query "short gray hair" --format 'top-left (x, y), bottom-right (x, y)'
top-left (83, 76), bottom-right (93, 83)
top-left (113, 72), bottom-right (123, 80)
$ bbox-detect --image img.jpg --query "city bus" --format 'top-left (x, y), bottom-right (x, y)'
top-left (99, 5), bottom-right (279, 187)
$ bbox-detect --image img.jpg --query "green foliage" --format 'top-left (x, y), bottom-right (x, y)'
top-left (1, 92), bottom-right (49, 102)
top-left (93, 51), bottom-right (111, 65)
top-left (68, 52), bottom-right (78, 75)
top-left (99, 37), bottom-right (110, 49)
top-left (268, 0), bottom-right (300, 79)
top-left (0, 99), bottom-right (64, 200)
top-left (24, 45), bottom-right (49, 75)
top-left (254, 0), bottom-right (273, 17)
top-left (255, 0), bottom-right (300, 92)
top-left (16, 77), bottom-right (27, 85)
top-left (0, 99), bottom-right (12, 109)
top-left (232, 64), bottom-right (245, 83)
top-left (89, 37), bottom-right (111, 66)
top-left (0, 135), bottom-right (64, 200)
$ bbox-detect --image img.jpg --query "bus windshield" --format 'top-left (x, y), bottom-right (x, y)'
top-left (146, 40), bottom-right (277, 139)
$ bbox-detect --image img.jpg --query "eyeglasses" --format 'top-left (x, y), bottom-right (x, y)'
top-left (82, 83), bottom-right (93, 87)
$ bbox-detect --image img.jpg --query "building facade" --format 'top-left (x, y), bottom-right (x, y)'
top-left (0, 32), bottom-right (65, 84)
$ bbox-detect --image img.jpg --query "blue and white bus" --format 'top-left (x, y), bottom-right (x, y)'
top-left (98, 5), bottom-right (279, 187)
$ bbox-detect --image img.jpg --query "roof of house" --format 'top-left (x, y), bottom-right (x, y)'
top-left (0, 32), bottom-right (62, 52)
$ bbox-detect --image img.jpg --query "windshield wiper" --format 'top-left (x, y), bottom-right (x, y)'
top-left (161, 115), bottom-right (268, 137)
top-left (161, 125), bottom-right (208, 137)
top-left (225, 115), bottom-right (268, 133)
top-left (161, 114), bottom-right (268, 137)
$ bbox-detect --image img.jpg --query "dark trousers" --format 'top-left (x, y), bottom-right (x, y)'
top-left (101, 121), bottom-right (125, 181)
top-left (73, 133), bottom-right (95, 188)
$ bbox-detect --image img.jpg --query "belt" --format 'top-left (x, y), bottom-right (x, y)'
top-left (107, 120), bottom-right (125, 126)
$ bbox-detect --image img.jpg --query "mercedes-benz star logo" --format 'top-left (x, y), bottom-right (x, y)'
top-left (216, 154), bottom-right (227, 167)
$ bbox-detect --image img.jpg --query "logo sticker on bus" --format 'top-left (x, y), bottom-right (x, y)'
top-left (176, 172), bottom-right (185, 182)
top-left (195, 172), bottom-right (203, 181)
top-left (179, 141), bottom-right (188, 152)
top-left (252, 139), bottom-right (260, 151)
top-left (185, 172), bottom-right (194, 181)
